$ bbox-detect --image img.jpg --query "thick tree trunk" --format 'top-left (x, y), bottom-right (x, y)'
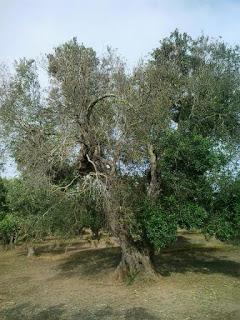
top-left (105, 191), bottom-right (156, 281)
top-left (114, 234), bottom-right (157, 281)
top-left (77, 141), bottom-right (157, 281)
top-left (113, 142), bottom-right (160, 281)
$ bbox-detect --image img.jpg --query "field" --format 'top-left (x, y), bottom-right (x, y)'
top-left (0, 232), bottom-right (239, 320)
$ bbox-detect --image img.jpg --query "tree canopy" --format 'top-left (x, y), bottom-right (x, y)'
top-left (0, 30), bottom-right (239, 280)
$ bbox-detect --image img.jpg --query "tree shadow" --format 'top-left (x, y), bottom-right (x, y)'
top-left (209, 309), bottom-right (240, 320)
top-left (16, 240), bottom-right (95, 257)
top-left (0, 303), bottom-right (65, 320)
top-left (154, 247), bottom-right (240, 277)
top-left (73, 306), bottom-right (159, 320)
top-left (0, 304), bottom-right (159, 320)
top-left (124, 307), bottom-right (160, 320)
top-left (56, 247), bottom-right (121, 278)
top-left (56, 236), bottom-right (240, 279)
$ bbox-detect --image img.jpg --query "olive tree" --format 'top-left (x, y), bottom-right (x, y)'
top-left (0, 39), bottom-right (156, 279)
top-left (0, 32), bottom-right (239, 280)
top-left (127, 30), bottom-right (240, 249)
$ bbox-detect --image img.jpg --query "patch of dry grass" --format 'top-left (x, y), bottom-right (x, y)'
top-left (0, 233), bottom-right (239, 319)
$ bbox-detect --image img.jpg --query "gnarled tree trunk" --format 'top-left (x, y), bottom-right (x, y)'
top-left (115, 233), bottom-right (156, 281)
top-left (105, 185), bottom-right (156, 281)
top-left (76, 99), bottom-right (157, 281)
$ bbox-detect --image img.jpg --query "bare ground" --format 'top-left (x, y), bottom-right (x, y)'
top-left (0, 232), bottom-right (239, 320)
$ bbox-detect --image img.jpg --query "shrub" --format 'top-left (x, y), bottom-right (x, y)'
top-left (0, 214), bottom-right (19, 245)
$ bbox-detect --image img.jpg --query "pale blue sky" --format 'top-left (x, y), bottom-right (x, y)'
top-left (1, 0), bottom-right (240, 68)
top-left (1, 0), bottom-right (240, 177)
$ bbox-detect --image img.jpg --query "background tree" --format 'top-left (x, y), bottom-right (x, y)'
top-left (0, 177), bottom-right (7, 216)
top-left (206, 173), bottom-right (240, 242)
top-left (123, 30), bottom-right (240, 256)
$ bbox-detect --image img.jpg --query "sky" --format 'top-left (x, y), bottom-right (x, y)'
top-left (1, 0), bottom-right (240, 176)
top-left (1, 0), bottom-right (240, 67)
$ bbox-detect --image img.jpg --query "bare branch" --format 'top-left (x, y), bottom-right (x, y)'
top-left (52, 174), bottom-right (80, 192)
top-left (86, 154), bottom-right (98, 174)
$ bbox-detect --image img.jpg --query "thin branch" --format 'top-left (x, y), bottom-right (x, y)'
top-left (86, 154), bottom-right (98, 174)
top-left (86, 94), bottom-right (116, 122)
top-left (52, 174), bottom-right (80, 192)
top-left (86, 154), bottom-right (108, 184)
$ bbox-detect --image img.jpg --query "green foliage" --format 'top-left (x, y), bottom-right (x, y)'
top-left (136, 199), bottom-right (177, 250)
top-left (150, 132), bottom-right (224, 233)
top-left (0, 31), bottom-right (240, 259)
top-left (158, 131), bottom-right (227, 176)
top-left (0, 177), bottom-right (8, 218)
top-left (6, 178), bottom-right (50, 217)
top-left (81, 200), bottom-right (104, 239)
top-left (0, 214), bottom-right (19, 244)
top-left (157, 131), bottom-right (226, 213)
top-left (205, 212), bottom-right (239, 242)
top-left (151, 29), bottom-right (240, 143)
top-left (174, 201), bottom-right (208, 230)
top-left (205, 175), bottom-right (240, 242)
top-left (2, 177), bottom-right (105, 242)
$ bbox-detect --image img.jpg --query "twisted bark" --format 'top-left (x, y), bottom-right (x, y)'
top-left (147, 143), bottom-right (159, 199)
top-left (104, 182), bottom-right (156, 281)
top-left (76, 97), bottom-right (157, 281)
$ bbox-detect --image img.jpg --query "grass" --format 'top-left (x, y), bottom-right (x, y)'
top-left (0, 232), bottom-right (239, 319)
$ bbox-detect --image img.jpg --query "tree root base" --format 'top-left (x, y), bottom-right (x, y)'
top-left (113, 253), bottom-right (158, 284)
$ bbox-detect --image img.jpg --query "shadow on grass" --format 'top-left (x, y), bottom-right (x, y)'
top-left (73, 306), bottom-right (159, 320)
top-left (56, 247), bottom-right (121, 278)
top-left (55, 236), bottom-right (240, 279)
top-left (16, 240), bottom-right (95, 258)
top-left (37, 241), bottom-right (92, 256)
top-left (1, 303), bottom-right (239, 320)
top-left (0, 304), bottom-right (159, 320)
top-left (209, 309), bottom-right (240, 320)
top-left (155, 248), bottom-right (240, 277)
top-left (0, 303), bottom-right (65, 320)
